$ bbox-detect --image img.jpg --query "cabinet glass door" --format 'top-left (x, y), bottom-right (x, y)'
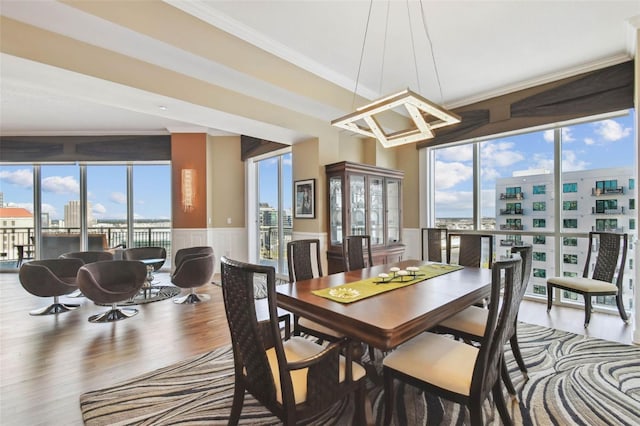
top-left (329, 176), bottom-right (343, 245)
top-left (386, 179), bottom-right (401, 244)
top-left (349, 175), bottom-right (366, 235)
top-left (369, 177), bottom-right (384, 245)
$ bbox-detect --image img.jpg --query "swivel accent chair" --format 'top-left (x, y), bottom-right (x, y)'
top-left (19, 258), bottom-right (84, 315)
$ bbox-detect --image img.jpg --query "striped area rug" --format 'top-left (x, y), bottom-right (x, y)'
top-left (79, 323), bottom-right (640, 425)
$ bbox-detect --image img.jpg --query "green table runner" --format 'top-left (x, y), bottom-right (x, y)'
top-left (312, 264), bottom-right (464, 304)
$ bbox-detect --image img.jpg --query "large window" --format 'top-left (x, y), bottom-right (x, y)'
top-left (426, 109), bottom-right (636, 314)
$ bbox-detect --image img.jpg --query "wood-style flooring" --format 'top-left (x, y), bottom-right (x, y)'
top-left (0, 270), bottom-right (635, 425)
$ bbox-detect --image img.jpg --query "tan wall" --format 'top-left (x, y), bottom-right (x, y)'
top-left (208, 135), bottom-right (245, 228)
top-left (396, 144), bottom-right (420, 228)
top-left (171, 134), bottom-right (207, 228)
top-left (292, 138), bottom-right (322, 233)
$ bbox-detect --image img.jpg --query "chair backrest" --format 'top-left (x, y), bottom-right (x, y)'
top-left (174, 246), bottom-right (214, 269)
top-left (470, 256), bottom-right (523, 402)
top-left (343, 235), bottom-right (373, 271)
top-left (585, 232), bottom-right (628, 289)
top-left (122, 246), bottom-right (166, 270)
top-left (59, 251), bottom-right (114, 264)
top-left (19, 258), bottom-right (84, 297)
top-left (77, 260), bottom-right (147, 303)
top-left (510, 244), bottom-right (532, 288)
top-left (220, 256), bottom-right (282, 408)
top-left (423, 228), bottom-right (448, 262)
top-left (172, 253), bottom-right (215, 287)
top-left (287, 239), bottom-right (322, 282)
top-left (446, 233), bottom-right (494, 268)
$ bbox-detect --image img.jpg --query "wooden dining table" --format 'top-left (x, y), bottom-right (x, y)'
top-left (276, 259), bottom-right (493, 351)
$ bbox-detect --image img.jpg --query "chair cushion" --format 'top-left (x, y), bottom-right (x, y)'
top-left (547, 277), bottom-right (618, 293)
top-left (438, 305), bottom-right (487, 338)
top-left (298, 318), bottom-right (344, 338)
top-left (265, 336), bottom-right (366, 404)
top-left (383, 332), bottom-right (478, 397)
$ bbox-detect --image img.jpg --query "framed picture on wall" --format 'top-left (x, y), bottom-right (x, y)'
top-left (294, 179), bottom-right (315, 219)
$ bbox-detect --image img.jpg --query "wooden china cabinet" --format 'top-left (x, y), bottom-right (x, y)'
top-left (325, 161), bottom-right (405, 273)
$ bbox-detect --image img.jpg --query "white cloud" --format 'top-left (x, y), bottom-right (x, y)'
top-left (434, 161), bottom-right (472, 189)
top-left (42, 203), bottom-right (57, 217)
top-left (543, 129), bottom-right (554, 142)
top-left (481, 141), bottom-right (524, 167)
top-left (0, 169), bottom-right (33, 187)
top-left (92, 203), bottom-right (106, 214)
top-left (434, 190), bottom-right (473, 215)
top-left (41, 175), bottom-right (79, 194)
top-left (584, 137), bottom-right (595, 145)
top-left (110, 192), bottom-right (126, 204)
top-left (593, 119), bottom-right (632, 142)
top-left (543, 128), bottom-right (574, 143)
top-left (562, 150), bottom-right (589, 171)
top-left (436, 145), bottom-right (473, 162)
top-left (482, 167), bottom-right (501, 181)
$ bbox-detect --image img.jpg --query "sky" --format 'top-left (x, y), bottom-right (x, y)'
top-left (434, 110), bottom-right (636, 218)
top-left (0, 110), bottom-right (635, 221)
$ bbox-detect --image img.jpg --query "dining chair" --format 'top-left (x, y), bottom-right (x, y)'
top-left (220, 256), bottom-right (367, 425)
top-left (547, 231), bottom-right (629, 327)
top-left (287, 239), bottom-right (344, 342)
top-left (436, 244), bottom-right (533, 397)
top-left (18, 258), bottom-right (84, 315)
top-left (383, 256), bottom-right (523, 426)
top-left (343, 235), bottom-right (373, 271)
top-left (422, 227), bottom-right (448, 262)
top-left (446, 233), bottom-right (494, 268)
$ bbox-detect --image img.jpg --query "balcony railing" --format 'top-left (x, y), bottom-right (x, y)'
top-left (592, 206), bottom-right (625, 215)
top-left (499, 208), bottom-right (524, 215)
top-left (592, 187), bottom-right (624, 196)
top-left (499, 224), bottom-right (524, 230)
top-left (591, 225), bottom-right (624, 232)
top-left (499, 192), bottom-right (524, 200)
top-left (0, 227), bottom-right (171, 265)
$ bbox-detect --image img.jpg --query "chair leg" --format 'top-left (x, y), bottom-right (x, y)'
top-left (469, 400), bottom-right (485, 426)
top-left (228, 380), bottom-right (245, 426)
top-left (174, 288), bottom-right (210, 304)
top-left (615, 293), bottom-right (629, 323)
top-left (352, 382), bottom-right (367, 426)
top-left (510, 331), bottom-right (528, 379)
top-left (383, 368), bottom-right (394, 426)
top-left (546, 284), bottom-right (553, 312)
top-left (584, 295), bottom-right (592, 327)
top-left (492, 380), bottom-right (514, 426)
top-left (29, 296), bottom-right (79, 316)
top-left (501, 358), bottom-right (518, 402)
top-left (88, 303), bottom-right (138, 323)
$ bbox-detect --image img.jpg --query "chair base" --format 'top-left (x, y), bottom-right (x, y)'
top-left (88, 307), bottom-right (138, 323)
top-left (29, 302), bottom-right (80, 316)
top-left (174, 293), bottom-right (210, 304)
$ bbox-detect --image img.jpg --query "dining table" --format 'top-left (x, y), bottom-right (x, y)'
top-left (276, 259), bottom-right (493, 352)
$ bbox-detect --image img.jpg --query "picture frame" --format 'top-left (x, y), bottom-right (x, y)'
top-left (294, 179), bottom-right (315, 219)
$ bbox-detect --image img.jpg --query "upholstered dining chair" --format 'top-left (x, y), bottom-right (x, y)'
top-left (171, 250), bottom-right (215, 304)
top-left (436, 244), bottom-right (533, 397)
top-left (77, 260), bottom-right (147, 322)
top-left (59, 250), bottom-right (114, 264)
top-left (286, 239), bottom-right (344, 342)
top-left (220, 256), bottom-right (367, 425)
top-left (547, 231), bottom-right (629, 327)
top-left (383, 256), bottom-right (523, 426)
top-left (122, 246), bottom-right (166, 271)
top-left (343, 234), bottom-right (373, 271)
top-left (423, 227), bottom-right (448, 262)
top-left (18, 258), bottom-right (84, 315)
top-left (447, 233), bottom-right (494, 269)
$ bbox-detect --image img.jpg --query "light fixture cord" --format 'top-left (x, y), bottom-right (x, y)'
top-left (379, 0), bottom-right (391, 95)
top-left (352, 0), bottom-right (374, 110)
top-left (407, 0), bottom-right (421, 93)
top-left (419, 0), bottom-right (444, 103)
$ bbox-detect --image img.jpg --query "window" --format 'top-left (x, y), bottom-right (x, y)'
top-left (506, 186), bottom-right (522, 196)
top-left (563, 271), bottom-right (578, 278)
top-left (533, 235), bottom-right (546, 244)
top-left (533, 268), bottom-right (546, 278)
top-left (630, 178), bottom-right (635, 190)
top-left (505, 202), bottom-right (521, 213)
top-left (532, 201), bottom-right (546, 211)
top-left (533, 185), bottom-right (546, 195)
top-left (630, 219), bottom-right (635, 230)
top-left (434, 145), bottom-right (473, 229)
top-left (563, 182), bottom-right (577, 193)
top-left (563, 254), bottom-right (578, 264)
top-left (595, 218), bottom-right (618, 231)
top-left (563, 219), bottom-right (578, 228)
top-left (630, 199), bottom-right (635, 210)
top-left (563, 237), bottom-right (578, 246)
top-left (595, 179), bottom-right (619, 194)
top-left (533, 252), bottom-right (546, 261)
top-left (563, 200), bottom-right (578, 210)
top-left (595, 199), bottom-right (618, 213)
top-left (533, 285), bottom-right (547, 295)
top-left (533, 218), bottom-right (546, 228)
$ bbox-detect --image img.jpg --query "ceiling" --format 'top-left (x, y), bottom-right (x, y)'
top-left (1, 1), bottom-right (638, 144)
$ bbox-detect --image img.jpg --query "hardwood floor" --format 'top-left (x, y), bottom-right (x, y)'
top-left (0, 270), bottom-right (635, 425)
